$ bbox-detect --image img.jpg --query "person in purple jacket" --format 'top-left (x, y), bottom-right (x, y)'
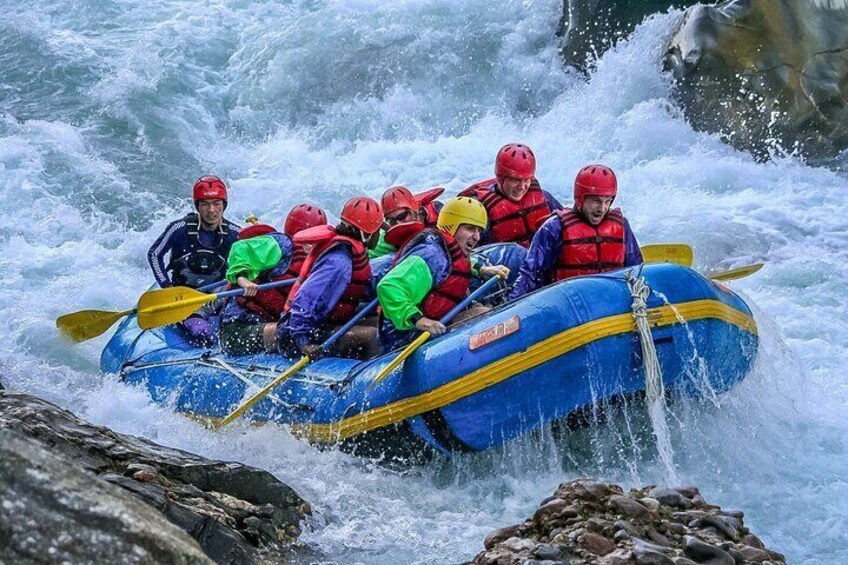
top-left (510, 164), bottom-right (643, 299)
top-left (275, 197), bottom-right (384, 360)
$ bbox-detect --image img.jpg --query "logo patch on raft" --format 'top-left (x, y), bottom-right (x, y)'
top-left (469, 316), bottom-right (520, 351)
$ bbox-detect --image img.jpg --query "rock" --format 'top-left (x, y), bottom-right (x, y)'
top-left (663, 0), bottom-right (848, 163)
top-left (533, 498), bottom-right (579, 530)
top-left (740, 533), bottom-right (765, 549)
top-left (501, 536), bottom-right (537, 554)
top-left (579, 532), bottom-right (615, 556)
top-left (640, 497), bottom-right (662, 511)
top-left (601, 549), bottom-right (637, 565)
top-left (650, 488), bottom-right (693, 509)
top-left (0, 428), bottom-right (213, 564)
top-left (0, 390), bottom-right (308, 563)
top-left (611, 495), bottom-right (652, 520)
top-left (673, 486), bottom-right (700, 499)
top-left (484, 524), bottom-right (524, 550)
top-left (682, 535), bottom-right (734, 565)
top-left (558, 0), bottom-right (700, 72)
top-left (532, 543), bottom-right (562, 561)
top-left (647, 528), bottom-right (671, 547)
top-left (697, 514), bottom-right (740, 541)
top-left (470, 480), bottom-right (785, 565)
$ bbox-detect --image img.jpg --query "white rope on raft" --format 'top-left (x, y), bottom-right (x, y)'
top-left (627, 271), bottom-right (678, 483)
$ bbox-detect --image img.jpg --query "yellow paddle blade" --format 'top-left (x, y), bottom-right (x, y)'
top-left (641, 243), bottom-right (694, 267)
top-left (56, 308), bottom-right (135, 343)
top-left (213, 355), bottom-right (310, 429)
top-left (709, 263), bottom-right (763, 281)
top-left (369, 331), bottom-right (431, 389)
top-left (136, 286), bottom-right (217, 330)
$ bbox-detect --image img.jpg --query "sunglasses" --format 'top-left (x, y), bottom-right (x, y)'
top-left (385, 209), bottom-right (413, 226)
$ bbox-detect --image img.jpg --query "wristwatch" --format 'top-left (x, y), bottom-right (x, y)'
top-left (410, 312), bottom-right (423, 325)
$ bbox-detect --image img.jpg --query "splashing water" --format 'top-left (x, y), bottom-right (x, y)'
top-left (2, 1), bottom-right (847, 563)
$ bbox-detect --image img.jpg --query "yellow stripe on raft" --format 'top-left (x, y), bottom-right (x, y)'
top-left (293, 299), bottom-right (757, 444)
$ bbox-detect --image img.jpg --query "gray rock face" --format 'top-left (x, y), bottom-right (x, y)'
top-left (664, 0), bottom-right (848, 162)
top-left (0, 390), bottom-right (310, 564)
top-left (559, 0), bottom-right (699, 71)
top-left (0, 428), bottom-right (213, 564)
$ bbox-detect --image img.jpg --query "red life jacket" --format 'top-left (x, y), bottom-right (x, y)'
top-left (554, 208), bottom-right (626, 280)
top-left (421, 201), bottom-right (440, 227)
top-left (284, 225), bottom-right (372, 325)
top-left (395, 228), bottom-right (472, 321)
top-left (235, 236), bottom-right (306, 322)
top-left (460, 178), bottom-right (550, 247)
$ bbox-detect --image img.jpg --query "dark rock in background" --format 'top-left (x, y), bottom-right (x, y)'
top-left (558, 0), bottom-right (699, 72)
top-left (0, 390), bottom-right (310, 564)
top-left (663, 0), bottom-right (848, 162)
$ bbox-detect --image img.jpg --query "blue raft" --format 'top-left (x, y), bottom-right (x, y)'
top-left (101, 262), bottom-right (758, 457)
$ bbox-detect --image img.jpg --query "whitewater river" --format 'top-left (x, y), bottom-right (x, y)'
top-left (1, 1), bottom-right (846, 563)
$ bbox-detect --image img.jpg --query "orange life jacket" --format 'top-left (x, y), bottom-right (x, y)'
top-left (284, 226), bottom-right (371, 324)
top-left (460, 178), bottom-right (550, 247)
top-left (395, 228), bottom-right (472, 321)
top-left (554, 208), bottom-right (625, 280)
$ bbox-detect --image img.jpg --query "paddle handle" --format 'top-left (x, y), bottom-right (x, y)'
top-left (438, 275), bottom-right (501, 324)
top-left (320, 298), bottom-right (379, 351)
top-left (213, 278), bottom-right (296, 300)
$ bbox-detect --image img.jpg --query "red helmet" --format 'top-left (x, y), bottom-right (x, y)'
top-left (381, 186), bottom-right (418, 215)
top-left (495, 143), bottom-right (536, 180)
top-left (340, 197), bottom-right (383, 235)
top-left (192, 175), bottom-right (228, 208)
top-left (573, 164), bottom-right (617, 208)
top-left (284, 204), bottom-right (328, 237)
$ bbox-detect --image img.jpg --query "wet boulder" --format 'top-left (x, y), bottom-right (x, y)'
top-left (0, 390), bottom-right (310, 564)
top-left (558, 0), bottom-right (699, 72)
top-left (663, 0), bottom-right (848, 162)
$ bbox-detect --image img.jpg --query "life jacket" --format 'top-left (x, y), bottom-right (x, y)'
top-left (284, 225), bottom-right (372, 325)
top-left (168, 213), bottom-right (234, 288)
top-left (394, 228), bottom-right (471, 321)
top-left (460, 178), bottom-right (549, 247)
top-left (554, 208), bottom-right (626, 280)
top-left (415, 187), bottom-right (445, 227)
top-left (421, 201), bottom-right (440, 227)
top-left (234, 233), bottom-right (304, 322)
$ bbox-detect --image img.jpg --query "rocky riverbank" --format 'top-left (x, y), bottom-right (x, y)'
top-left (471, 479), bottom-right (784, 565)
top-left (0, 390), bottom-right (310, 564)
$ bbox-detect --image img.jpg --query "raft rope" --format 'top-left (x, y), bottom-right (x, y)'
top-left (627, 273), bottom-right (665, 406)
top-left (626, 270), bottom-right (678, 482)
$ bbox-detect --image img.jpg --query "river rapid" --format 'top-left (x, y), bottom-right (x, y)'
top-left (1, 1), bottom-right (846, 563)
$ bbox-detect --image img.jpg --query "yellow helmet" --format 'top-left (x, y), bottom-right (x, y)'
top-left (437, 197), bottom-right (488, 236)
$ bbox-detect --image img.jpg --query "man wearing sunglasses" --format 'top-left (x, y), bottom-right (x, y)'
top-left (368, 185), bottom-right (446, 258)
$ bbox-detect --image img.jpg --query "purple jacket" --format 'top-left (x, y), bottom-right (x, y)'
top-left (276, 245), bottom-right (354, 348)
top-left (509, 211), bottom-right (643, 299)
top-left (475, 183), bottom-right (564, 246)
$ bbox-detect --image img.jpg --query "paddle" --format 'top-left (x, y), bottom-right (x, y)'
top-left (137, 279), bottom-right (295, 330)
top-left (709, 263), bottom-right (763, 281)
top-left (368, 275), bottom-right (503, 390)
top-left (640, 244), bottom-right (762, 282)
top-left (56, 279), bottom-right (228, 343)
top-left (641, 243), bottom-right (693, 267)
top-left (212, 297), bottom-right (381, 429)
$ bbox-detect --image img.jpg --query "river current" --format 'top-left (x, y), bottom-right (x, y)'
top-left (1, 2), bottom-right (846, 563)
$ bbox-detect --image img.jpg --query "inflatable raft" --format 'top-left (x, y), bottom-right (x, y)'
top-left (101, 261), bottom-right (758, 457)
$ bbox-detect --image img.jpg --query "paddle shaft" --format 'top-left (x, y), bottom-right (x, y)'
top-left (139, 279), bottom-right (295, 317)
top-left (214, 298), bottom-right (380, 429)
top-left (369, 275), bottom-right (502, 388)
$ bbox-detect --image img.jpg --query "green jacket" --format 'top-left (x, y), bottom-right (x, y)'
top-left (225, 235), bottom-right (284, 283)
top-left (367, 230), bottom-right (397, 259)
